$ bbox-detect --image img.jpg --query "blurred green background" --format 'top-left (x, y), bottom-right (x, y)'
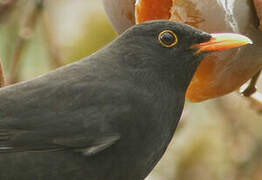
top-left (0, 0), bottom-right (262, 180)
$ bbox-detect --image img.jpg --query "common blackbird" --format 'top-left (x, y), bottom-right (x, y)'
top-left (0, 20), bottom-right (252, 180)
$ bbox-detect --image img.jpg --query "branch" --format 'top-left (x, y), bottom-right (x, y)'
top-left (245, 91), bottom-right (262, 113)
top-left (41, 13), bottom-right (63, 68)
top-left (0, 0), bottom-right (18, 22)
top-left (8, 0), bottom-right (43, 84)
top-left (239, 72), bottom-right (262, 113)
top-left (254, 0), bottom-right (262, 30)
top-left (0, 59), bottom-right (5, 87)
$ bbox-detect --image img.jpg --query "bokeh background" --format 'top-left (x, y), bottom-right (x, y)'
top-left (0, 0), bottom-right (262, 180)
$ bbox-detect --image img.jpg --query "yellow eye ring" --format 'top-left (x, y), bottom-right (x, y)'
top-left (158, 30), bottom-right (178, 48)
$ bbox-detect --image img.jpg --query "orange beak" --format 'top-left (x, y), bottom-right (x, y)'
top-left (192, 33), bottom-right (253, 53)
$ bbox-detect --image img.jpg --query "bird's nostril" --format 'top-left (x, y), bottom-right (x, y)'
top-left (197, 33), bottom-right (212, 44)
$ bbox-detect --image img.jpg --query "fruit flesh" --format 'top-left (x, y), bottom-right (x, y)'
top-left (136, 0), bottom-right (262, 102)
top-left (136, 0), bottom-right (173, 23)
top-left (103, 0), bottom-right (136, 34)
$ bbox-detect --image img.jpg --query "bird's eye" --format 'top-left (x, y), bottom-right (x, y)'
top-left (158, 30), bottom-right (178, 48)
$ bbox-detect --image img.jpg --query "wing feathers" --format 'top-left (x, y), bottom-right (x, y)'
top-left (0, 128), bottom-right (120, 156)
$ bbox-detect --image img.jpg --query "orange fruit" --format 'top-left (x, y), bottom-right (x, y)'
top-left (103, 0), bottom-right (262, 102)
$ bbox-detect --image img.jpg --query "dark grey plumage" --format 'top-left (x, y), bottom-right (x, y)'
top-left (0, 20), bottom-right (211, 180)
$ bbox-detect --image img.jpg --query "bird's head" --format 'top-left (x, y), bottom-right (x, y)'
top-left (112, 20), bottom-right (252, 89)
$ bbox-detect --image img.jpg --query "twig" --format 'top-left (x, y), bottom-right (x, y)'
top-left (0, 0), bottom-right (18, 22)
top-left (244, 91), bottom-right (262, 113)
top-left (242, 70), bottom-right (261, 96)
top-left (238, 72), bottom-right (262, 113)
top-left (8, 0), bottom-right (44, 84)
top-left (0, 59), bottom-right (5, 87)
top-left (9, 38), bottom-right (25, 84)
top-left (254, 0), bottom-right (262, 30)
top-left (41, 11), bottom-right (63, 68)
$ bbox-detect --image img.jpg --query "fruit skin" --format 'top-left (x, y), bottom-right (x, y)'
top-left (103, 0), bottom-right (262, 102)
top-left (102, 0), bottom-right (136, 34)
